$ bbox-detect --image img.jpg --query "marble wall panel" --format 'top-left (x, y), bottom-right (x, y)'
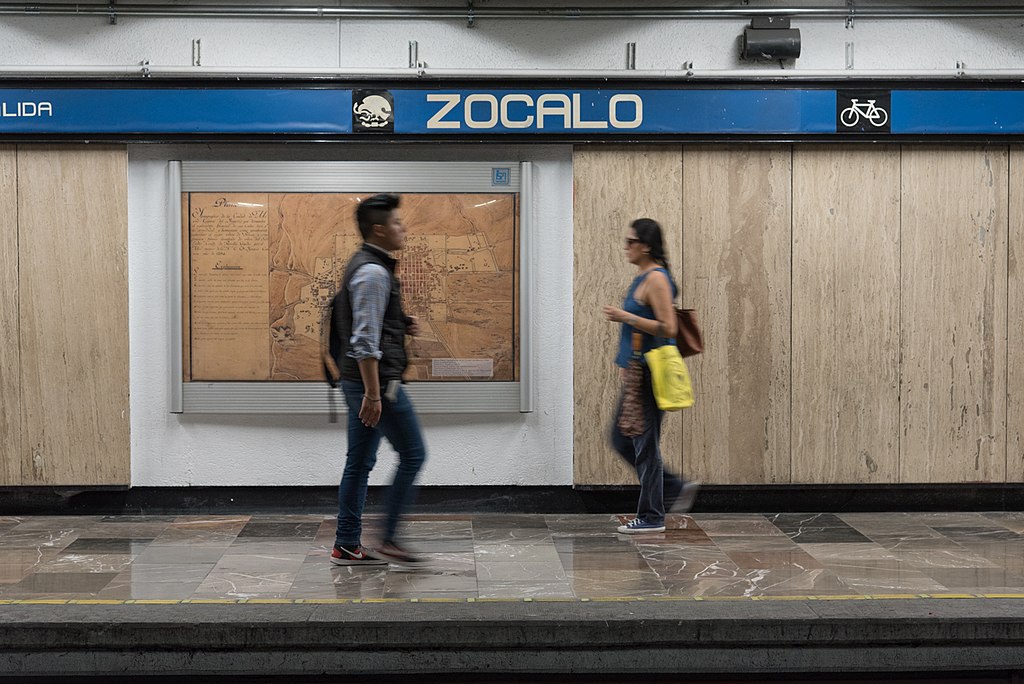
top-left (573, 146), bottom-right (683, 485)
top-left (0, 146), bottom-right (18, 485)
top-left (791, 146), bottom-right (901, 484)
top-left (1008, 147), bottom-right (1024, 482)
top-left (681, 145), bottom-right (792, 484)
top-left (17, 146), bottom-right (129, 485)
top-left (900, 146), bottom-right (1008, 483)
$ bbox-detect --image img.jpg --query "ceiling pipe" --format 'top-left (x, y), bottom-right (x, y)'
top-left (0, 3), bottom-right (1023, 20)
top-left (2, 65), bottom-right (1024, 80)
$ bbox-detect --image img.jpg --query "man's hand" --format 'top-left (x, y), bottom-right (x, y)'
top-left (359, 395), bottom-right (382, 428)
top-left (406, 315), bottom-right (421, 337)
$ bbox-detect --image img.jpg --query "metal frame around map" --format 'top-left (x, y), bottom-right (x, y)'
top-left (168, 160), bottom-right (533, 414)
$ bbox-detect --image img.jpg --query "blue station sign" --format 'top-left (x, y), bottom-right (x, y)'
top-left (1, 86), bottom-right (1024, 137)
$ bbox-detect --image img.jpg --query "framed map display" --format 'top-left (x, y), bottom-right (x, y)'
top-left (170, 162), bottom-right (534, 414)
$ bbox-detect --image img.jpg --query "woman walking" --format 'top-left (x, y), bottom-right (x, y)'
top-left (602, 218), bottom-right (700, 534)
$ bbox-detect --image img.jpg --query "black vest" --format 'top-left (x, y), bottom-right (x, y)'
top-left (329, 244), bottom-right (409, 383)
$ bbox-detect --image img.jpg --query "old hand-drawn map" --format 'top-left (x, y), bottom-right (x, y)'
top-left (185, 192), bottom-right (517, 382)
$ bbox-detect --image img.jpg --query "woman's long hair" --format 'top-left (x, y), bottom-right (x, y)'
top-left (631, 218), bottom-right (670, 272)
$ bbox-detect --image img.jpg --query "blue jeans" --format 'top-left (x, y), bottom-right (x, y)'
top-left (610, 368), bottom-right (684, 526)
top-left (335, 380), bottom-right (426, 549)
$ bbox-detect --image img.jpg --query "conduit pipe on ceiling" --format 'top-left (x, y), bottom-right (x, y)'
top-left (0, 3), bottom-right (1023, 20)
top-left (1, 65), bottom-right (1024, 80)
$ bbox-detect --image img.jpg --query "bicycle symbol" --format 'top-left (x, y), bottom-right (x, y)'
top-left (840, 99), bottom-right (889, 128)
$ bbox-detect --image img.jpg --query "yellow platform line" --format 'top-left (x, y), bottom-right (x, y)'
top-left (1, 594), bottom-right (1023, 606)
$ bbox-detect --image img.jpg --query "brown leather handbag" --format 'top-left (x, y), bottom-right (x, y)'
top-left (675, 308), bottom-right (704, 357)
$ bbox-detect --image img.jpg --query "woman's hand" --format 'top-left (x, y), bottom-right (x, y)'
top-left (602, 305), bottom-right (627, 323)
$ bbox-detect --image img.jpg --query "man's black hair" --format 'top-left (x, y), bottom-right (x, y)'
top-left (356, 193), bottom-right (401, 240)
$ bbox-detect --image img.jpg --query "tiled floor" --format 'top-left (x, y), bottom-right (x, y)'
top-left (1, 511), bottom-right (1023, 601)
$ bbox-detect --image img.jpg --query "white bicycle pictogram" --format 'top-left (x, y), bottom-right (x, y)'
top-left (840, 99), bottom-right (889, 127)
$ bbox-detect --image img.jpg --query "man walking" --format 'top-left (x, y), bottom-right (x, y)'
top-left (327, 193), bottom-right (426, 567)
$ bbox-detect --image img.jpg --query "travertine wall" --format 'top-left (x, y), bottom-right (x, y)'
top-left (574, 144), bottom-right (1021, 485)
top-left (0, 146), bottom-right (129, 485)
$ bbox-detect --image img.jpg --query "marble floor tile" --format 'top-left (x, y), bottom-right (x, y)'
top-left (37, 553), bottom-right (137, 574)
top-left (60, 538), bottom-right (153, 554)
top-left (929, 526), bottom-right (1023, 542)
top-left (644, 559), bottom-right (744, 583)
top-left (694, 517), bottom-right (786, 536)
top-left (383, 569), bottom-right (478, 594)
top-left (661, 578), bottom-right (768, 597)
top-left (170, 516), bottom-right (251, 525)
top-left (723, 549), bottom-right (824, 571)
top-left (713, 536), bottom-right (802, 551)
top-left (6, 571), bottom-right (118, 595)
top-left (799, 543), bottom-right (901, 563)
top-left (0, 549), bottom-right (60, 583)
top-left (919, 566), bottom-right (1024, 590)
top-left (133, 545), bottom-right (234, 565)
top-left (236, 522), bottom-right (321, 538)
top-left (543, 514), bottom-right (621, 532)
top-left (0, 511), bottom-right (1021, 601)
top-left (286, 564), bottom-right (388, 599)
top-left (413, 553), bottom-right (476, 575)
top-left (635, 544), bottom-right (734, 564)
top-left (222, 541), bottom-right (318, 555)
top-left (874, 536), bottom-right (969, 551)
top-left (0, 529), bottom-right (80, 550)
top-left (553, 537), bottom-right (635, 554)
top-left (192, 571), bottom-right (297, 598)
top-left (477, 561), bottom-right (567, 583)
top-left (881, 547), bottom-right (1000, 569)
top-left (4, 516), bottom-right (101, 531)
top-left (476, 582), bottom-right (575, 599)
top-left (110, 563), bottom-right (216, 585)
top-left (641, 528), bottom-right (716, 545)
top-left (981, 512), bottom-right (1024, 533)
top-left (568, 576), bottom-right (667, 598)
top-left (557, 552), bottom-right (650, 572)
top-left (955, 541), bottom-right (1024, 569)
top-left (565, 568), bottom-right (664, 589)
top-left (473, 514), bottom-right (550, 528)
top-left (474, 543), bottom-right (561, 563)
top-left (393, 539), bottom-right (477, 553)
top-left (97, 581), bottom-right (207, 600)
top-left (247, 514), bottom-right (327, 523)
top-left (834, 568), bottom-right (948, 594)
top-left (472, 528), bottom-right (553, 544)
top-left (149, 526), bottom-right (244, 546)
top-left (211, 553), bottom-right (307, 572)
top-left (909, 512), bottom-right (991, 527)
top-left (85, 522), bottom-right (174, 538)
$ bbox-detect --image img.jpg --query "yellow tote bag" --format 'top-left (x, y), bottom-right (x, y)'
top-left (644, 344), bottom-right (694, 411)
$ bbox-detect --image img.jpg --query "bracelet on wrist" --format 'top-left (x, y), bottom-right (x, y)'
top-left (363, 395), bottom-right (381, 402)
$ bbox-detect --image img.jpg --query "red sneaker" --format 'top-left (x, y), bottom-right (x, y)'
top-left (330, 545), bottom-right (387, 566)
top-left (373, 541), bottom-right (427, 567)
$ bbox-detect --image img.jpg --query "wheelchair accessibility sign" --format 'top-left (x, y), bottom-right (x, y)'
top-left (837, 90), bottom-right (891, 134)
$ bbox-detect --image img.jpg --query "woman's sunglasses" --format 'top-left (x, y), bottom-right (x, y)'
top-left (624, 238), bottom-right (642, 246)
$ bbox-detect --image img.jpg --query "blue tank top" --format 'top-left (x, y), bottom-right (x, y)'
top-left (615, 267), bottom-right (678, 368)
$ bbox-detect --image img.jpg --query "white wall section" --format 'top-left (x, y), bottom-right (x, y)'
top-left (129, 144), bottom-right (573, 486)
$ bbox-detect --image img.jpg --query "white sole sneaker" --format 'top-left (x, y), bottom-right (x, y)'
top-left (670, 481), bottom-right (702, 514)
top-left (616, 522), bottom-right (666, 534)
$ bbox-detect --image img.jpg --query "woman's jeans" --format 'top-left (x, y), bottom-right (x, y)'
top-left (610, 368), bottom-right (684, 526)
top-left (335, 380), bottom-right (426, 549)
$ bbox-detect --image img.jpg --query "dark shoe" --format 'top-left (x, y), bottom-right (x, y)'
top-left (330, 545), bottom-right (387, 566)
top-left (616, 517), bottom-right (666, 534)
top-left (670, 481), bottom-right (702, 514)
top-left (373, 541), bottom-right (427, 567)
